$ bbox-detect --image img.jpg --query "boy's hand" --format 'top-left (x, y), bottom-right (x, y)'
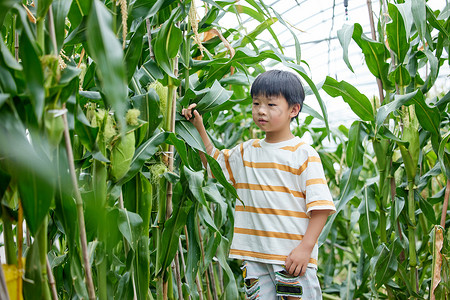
top-left (284, 242), bottom-right (313, 277)
top-left (181, 103), bottom-right (203, 128)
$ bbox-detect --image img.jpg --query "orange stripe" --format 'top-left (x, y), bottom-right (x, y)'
top-left (234, 227), bottom-right (304, 240)
top-left (309, 156), bottom-right (321, 163)
top-left (224, 149), bottom-right (236, 186)
top-left (252, 139), bottom-right (261, 148)
top-left (229, 249), bottom-right (317, 265)
top-left (280, 142), bottom-right (305, 152)
top-left (240, 143), bottom-right (244, 161)
top-left (235, 183), bottom-right (305, 198)
top-left (306, 178), bottom-right (327, 186)
top-left (243, 160), bottom-right (301, 175)
top-left (235, 205), bottom-right (308, 218)
top-left (230, 249), bottom-right (287, 261)
top-left (213, 149), bottom-right (220, 159)
top-left (306, 200), bottom-right (335, 209)
top-left (298, 156), bottom-right (322, 175)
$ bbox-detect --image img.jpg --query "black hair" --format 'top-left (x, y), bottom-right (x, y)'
top-left (250, 70), bottom-right (305, 117)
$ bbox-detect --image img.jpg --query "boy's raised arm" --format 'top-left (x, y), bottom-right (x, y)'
top-left (181, 103), bottom-right (213, 167)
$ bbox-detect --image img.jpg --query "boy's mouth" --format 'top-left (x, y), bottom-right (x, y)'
top-left (258, 119), bottom-right (268, 124)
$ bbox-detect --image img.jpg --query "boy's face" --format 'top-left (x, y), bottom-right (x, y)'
top-left (252, 94), bottom-right (300, 137)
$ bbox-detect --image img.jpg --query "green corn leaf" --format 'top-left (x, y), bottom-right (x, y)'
top-left (184, 166), bottom-right (207, 206)
top-left (87, 0), bottom-right (127, 130)
top-left (74, 105), bottom-right (99, 153)
top-left (64, 17), bottom-right (88, 46)
top-left (119, 131), bottom-right (169, 185)
top-left (185, 207), bottom-right (201, 300)
top-left (124, 20), bottom-right (145, 83)
top-left (350, 23), bottom-right (394, 91)
top-left (422, 49), bottom-right (439, 93)
top-left (204, 227), bottom-right (222, 266)
top-left (23, 235), bottom-right (46, 299)
top-left (54, 147), bottom-right (78, 251)
top-left (0, 34), bottom-right (21, 71)
top-left (199, 205), bottom-right (219, 233)
top-left (52, 0), bottom-right (72, 52)
top-left (323, 76), bottom-right (374, 122)
top-left (438, 132), bottom-right (450, 179)
top-left (240, 17), bottom-right (277, 48)
top-left (134, 236), bottom-right (150, 300)
top-left (418, 193), bottom-right (437, 224)
top-left (301, 103), bottom-right (324, 121)
top-left (118, 208), bottom-right (143, 251)
top-left (0, 133), bottom-right (54, 236)
top-left (386, 3), bottom-right (409, 64)
top-left (130, 0), bottom-right (171, 20)
top-left (205, 154), bottom-right (239, 201)
top-left (394, 2), bottom-right (413, 39)
top-left (337, 24), bottom-right (355, 72)
top-left (19, 33), bottom-right (45, 124)
top-left (358, 184), bottom-right (379, 257)
top-left (216, 236), bottom-right (239, 298)
top-left (319, 121), bottom-right (364, 246)
top-left (135, 60), bottom-right (164, 87)
top-left (376, 90), bottom-right (420, 128)
top-left (389, 65), bottom-right (411, 88)
top-left (390, 191), bottom-right (405, 225)
top-left (426, 5), bottom-right (449, 39)
top-left (153, 7), bottom-right (182, 78)
top-left (116, 271), bottom-right (134, 299)
top-left (411, 0), bottom-right (427, 44)
top-left (0, 0), bottom-right (20, 27)
top-left (157, 180), bottom-right (193, 275)
top-left (341, 263), bottom-right (355, 300)
top-left (203, 183), bottom-right (227, 226)
top-left (436, 91), bottom-right (450, 111)
top-left (370, 239), bottom-right (402, 288)
top-left (405, 89), bottom-right (440, 135)
top-left (271, 9), bottom-right (301, 63)
top-left (166, 133), bottom-right (188, 166)
top-left (0, 65), bottom-right (16, 94)
top-left (175, 120), bottom-right (206, 152)
top-left (196, 80), bottom-right (233, 113)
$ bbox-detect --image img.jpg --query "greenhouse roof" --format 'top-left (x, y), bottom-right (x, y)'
top-left (217, 0), bottom-right (450, 127)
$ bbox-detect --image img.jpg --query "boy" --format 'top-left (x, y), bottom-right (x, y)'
top-left (182, 70), bottom-right (335, 299)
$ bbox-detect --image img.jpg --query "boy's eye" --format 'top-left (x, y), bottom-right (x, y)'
top-left (268, 103), bottom-right (276, 107)
top-left (253, 102), bottom-right (259, 106)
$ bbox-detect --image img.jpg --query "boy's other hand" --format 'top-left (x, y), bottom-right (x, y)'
top-left (284, 242), bottom-right (313, 277)
top-left (181, 103), bottom-right (203, 128)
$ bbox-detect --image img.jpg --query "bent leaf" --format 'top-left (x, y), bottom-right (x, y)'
top-left (196, 80), bottom-right (233, 113)
top-left (87, 0), bottom-right (128, 130)
top-left (323, 76), bottom-right (374, 122)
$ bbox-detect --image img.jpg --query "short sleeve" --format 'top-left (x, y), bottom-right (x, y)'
top-left (300, 149), bottom-right (336, 217)
top-left (206, 143), bottom-right (243, 186)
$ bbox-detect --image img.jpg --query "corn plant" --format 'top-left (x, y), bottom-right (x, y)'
top-left (319, 0), bottom-right (450, 298)
top-left (0, 0), bottom-right (330, 299)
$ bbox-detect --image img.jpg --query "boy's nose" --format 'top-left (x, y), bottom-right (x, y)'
top-left (258, 107), bottom-right (267, 115)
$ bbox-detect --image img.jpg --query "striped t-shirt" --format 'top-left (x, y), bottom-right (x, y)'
top-left (208, 136), bottom-right (336, 268)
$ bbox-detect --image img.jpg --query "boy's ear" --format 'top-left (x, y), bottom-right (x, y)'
top-left (290, 104), bottom-right (301, 118)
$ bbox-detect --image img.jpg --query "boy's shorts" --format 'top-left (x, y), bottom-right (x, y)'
top-left (241, 260), bottom-right (322, 300)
